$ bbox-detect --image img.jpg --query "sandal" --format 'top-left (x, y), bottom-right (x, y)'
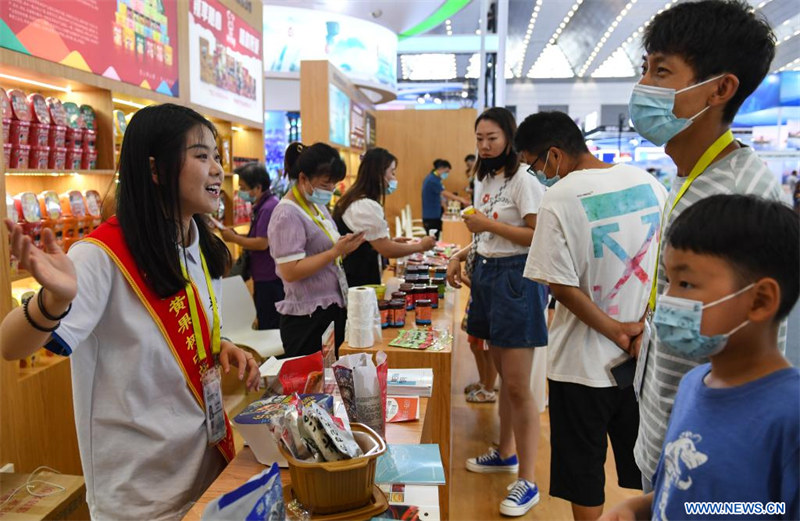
top-left (467, 386), bottom-right (497, 403)
top-left (464, 382), bottom-right (481, 394)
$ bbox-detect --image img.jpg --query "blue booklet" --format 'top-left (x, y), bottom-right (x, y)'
top-left (375, 444), bottom-right (445, 485)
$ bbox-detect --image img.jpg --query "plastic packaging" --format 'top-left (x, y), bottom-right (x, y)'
top-left (29, 146), bottom-right (50, 169)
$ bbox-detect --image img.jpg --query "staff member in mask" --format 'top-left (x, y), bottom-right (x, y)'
top-left (421, 159), bottom-right (470, 238)
top-left (626, 0), bottom-right (787, 493)
top-left (333, 148), bottom-right (436, 287)
top-left (268, 142), bottom-right (365, 357)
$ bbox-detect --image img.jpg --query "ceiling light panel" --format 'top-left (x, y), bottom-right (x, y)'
top-left (577, 0), bottom-right (639, 77)
top-left (528, 44), bottom-right (575, 79)
top-left (400, 53), bottom-right (457, 80)
top-left (513, 0), bottom-right (544, 78)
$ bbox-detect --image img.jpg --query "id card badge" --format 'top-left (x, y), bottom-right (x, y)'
top-left (336, 264), bottom-right (349, 307)
top-left (202, 365), bottom-right (227, 446)
top-left (633, 319), bottom-right (652, 401)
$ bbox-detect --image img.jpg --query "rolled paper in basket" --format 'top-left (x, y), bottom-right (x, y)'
top-left (346, 287), bottom-right (381, 348)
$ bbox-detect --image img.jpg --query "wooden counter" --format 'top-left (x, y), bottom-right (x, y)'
top-left (184, 399), bottom-right (430, 520)
top-left (339, 290), bottom-right (459, 520)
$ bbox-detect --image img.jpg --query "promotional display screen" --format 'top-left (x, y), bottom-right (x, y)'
top-left (1, 0), bottom-right (179, 96)
top-left (263, 6), bottom-right (397, 90)
top-left (188, 0), bottom-right (263, 124)
top-left (329, 84), bottom-right (350, 147)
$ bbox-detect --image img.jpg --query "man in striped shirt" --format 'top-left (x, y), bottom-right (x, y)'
top-left (629, 0), bottom-right (785, 492)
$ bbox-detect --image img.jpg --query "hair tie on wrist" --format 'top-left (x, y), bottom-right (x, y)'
top-left (37, 289), bottom-right (71, 322)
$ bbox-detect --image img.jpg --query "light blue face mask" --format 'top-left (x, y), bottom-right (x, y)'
top-left (628, 74), bottom-right (723, 146)
top-left (652, 283), bottom-right (753, 359)
top-left (529, 151), bottom-right (560, 187)
top-left (308, 187), bottom-right (334, 206)
top-left (386, 179), bottom-right (398, 195)
top-left (239, 190), bottom-right (254, 203)
top-left (440, 171), bottom-right (449, 180)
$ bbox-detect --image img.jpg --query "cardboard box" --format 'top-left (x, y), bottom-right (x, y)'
top-left (0, 472), bottom-right (88, 520)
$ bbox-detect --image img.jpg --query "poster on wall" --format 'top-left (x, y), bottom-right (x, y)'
top-left (188, 0), bottom-right (263, 124)
top-left (329, 84), bottom-right (350, 147)
top-left (350, 104), bottom-right (365, 150)
top-left (263, 6), bottom-right (397, 90)
top-left (0, 0), bottom-right (179, 96)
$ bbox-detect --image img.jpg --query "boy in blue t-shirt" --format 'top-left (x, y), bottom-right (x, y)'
top-left (601, 195), bottom-right (799, 521)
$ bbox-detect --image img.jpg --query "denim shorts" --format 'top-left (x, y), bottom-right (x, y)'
top-left (466, 254), bottom-right (548, 348)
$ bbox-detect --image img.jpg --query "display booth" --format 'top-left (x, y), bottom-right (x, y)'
top-left (0, 0), bottom-right (265, 475)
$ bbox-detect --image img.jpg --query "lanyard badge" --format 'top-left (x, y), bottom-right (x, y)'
top-left (181, 251), bottom-right (226, 445)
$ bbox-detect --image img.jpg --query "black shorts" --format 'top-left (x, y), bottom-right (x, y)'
top-left (548, 379), bottom-right (642, 507)
top-left (279, 304), bottom-right (346, 359)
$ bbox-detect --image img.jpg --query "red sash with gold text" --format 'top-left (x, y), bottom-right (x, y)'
top-left (84, 217), bottom-right (235, 462)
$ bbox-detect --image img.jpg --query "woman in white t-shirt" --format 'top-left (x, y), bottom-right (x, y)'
top-left (447, 107), bottom-right (548, 518)
top-left (332, 147), bottom-right (435, 287)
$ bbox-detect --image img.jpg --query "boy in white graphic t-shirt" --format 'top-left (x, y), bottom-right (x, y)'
top-left (520, 111), bottom-right (667, 520)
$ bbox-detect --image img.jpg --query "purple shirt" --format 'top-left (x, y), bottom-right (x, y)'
top-left (268, 199), bottom-right (345, 316)
top-left (249, 192), bottom-right (280, 281)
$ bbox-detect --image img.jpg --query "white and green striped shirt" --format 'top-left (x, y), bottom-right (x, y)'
top-left (634, 145), bottom-right (786, 482)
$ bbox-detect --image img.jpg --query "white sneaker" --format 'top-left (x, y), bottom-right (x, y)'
top-left (499, 479), bottom-right (540, 516)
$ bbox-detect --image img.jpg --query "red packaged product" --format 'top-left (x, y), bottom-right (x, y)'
top-left (65, 127), bottom-right (84, 149)
top-left (29, 146), bottom-right (50, 169)
top-left (48, 124), bottom-right (66, 148)
top-left (0, 88), bottom-right (11, 142)
top-left (10, 144), bottom-right (31, 168)
top-left (65, 147), bottom-right (83, 170)
top-left (83, 129), bottom-right (97, 150)
top-left (3, 143), bottom-right (12, 167)
top-left (46, 97), bottom-right (68, 126)
top-left (7, 89), bottom-right (31, 121)
top-left (9, 120), bottom-right (31, 146)
top-left (277, 351), bottom-right (324, 394)
top-left (80, 148), bottom-right (98, 170)
top-left (49, 146), bottom-right (67, 169)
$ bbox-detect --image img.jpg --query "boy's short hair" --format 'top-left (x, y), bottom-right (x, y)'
top-left (644, 0), bottom-right (775, 123)
top-left (514, 111), bottom-right (589, 157)
top-left (666, 195), bottom-right (799, 321)
top-left (465, 154), bottom-right (476, 163)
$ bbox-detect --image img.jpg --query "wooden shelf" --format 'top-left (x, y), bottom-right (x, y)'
top-left (17, 353), bottom-right (69, 382)
top-left (6, 169), bottom-right (116, 176)
top-left (10, 269), bottom-right (33, 284)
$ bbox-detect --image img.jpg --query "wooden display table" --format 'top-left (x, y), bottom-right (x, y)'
top-left (441, 216), bottom-right (471, 249)
top-left (339, 291), bottom-right (458, 520)
top-left (184, 399), bottom-right (431, 520)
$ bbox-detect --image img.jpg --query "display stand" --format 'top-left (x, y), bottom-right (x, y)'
top-left (0, 0), bottom-right (265, 475)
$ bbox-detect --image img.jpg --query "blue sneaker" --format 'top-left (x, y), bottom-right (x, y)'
top-left (466, 447), bottom-right (519, 473)
top-left (500, 479), bottom-right (540, 516)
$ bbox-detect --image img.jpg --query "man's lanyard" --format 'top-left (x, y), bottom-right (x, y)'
top-left (291, 185), bottom-right (343, 266)
top-left (647, 130), bottom-right (735, 310)
top-left (181, 251), bottom-right (220, 366)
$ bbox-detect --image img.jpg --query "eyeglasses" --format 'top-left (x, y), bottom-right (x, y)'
top-left (525, 150), bottom-right (548, 175)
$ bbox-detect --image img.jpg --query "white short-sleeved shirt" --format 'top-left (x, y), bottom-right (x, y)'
top-left (48, 220), bottom-right (226, 520)
top-left (342, 199), bottom-right (390, 241)
top-left (474, 165), bottom-right (544, 258)
top-left (524, 164), bottom-right (668, 387)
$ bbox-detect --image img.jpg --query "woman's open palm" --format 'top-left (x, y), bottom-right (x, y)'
top-left (6, 219), bottom-right (77, 302)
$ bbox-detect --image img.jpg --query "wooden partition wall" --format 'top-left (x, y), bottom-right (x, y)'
top-left (375, 109), bottom-right (478, 228)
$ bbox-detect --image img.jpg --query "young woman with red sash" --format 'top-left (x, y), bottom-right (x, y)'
top-left (1, 104), bottom-right (260, 520)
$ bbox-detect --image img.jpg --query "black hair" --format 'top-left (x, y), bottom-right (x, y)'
top-left (643, 0), bottom-right (776, 123)
top-left (666, 194), bottom-right (799, 321)
top-left (474, 107), bottom-right (520, 181)
top-left (116, 103), bottom-right (230, 298)
top-left (333, 147), bottom-right (397, 220)
top-left (433, 159), bottom-right (451, 170)
top-left (464, 154), bottom-right (476, 163)
top-left (514, 111), bottom-right (589, 158)
top-left (285, 142), bottom-right (346, 183)
top-left (235, 162), bottom-right (270, 192)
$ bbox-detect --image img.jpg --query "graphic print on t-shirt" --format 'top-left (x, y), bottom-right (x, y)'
top-left (656, 431), bottom-right (708, 521)
top-left (579, 183), bottom-right (661, 314)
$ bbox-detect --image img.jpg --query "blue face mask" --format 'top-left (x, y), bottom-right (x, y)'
top-left (307, 186), bottom-right (334, 206)
top-left (652, 283), bottom-right (753, 359)
top-left (628, 75), bottom-right (723, 146)
top-left (239, 190), bottom-right (254, 203)
top-left (386, 179), bottom-right (398, 195)
top-left (438, 171), bottom-right (449, 180)
top-left (529, 151), bottom-right (560, 187)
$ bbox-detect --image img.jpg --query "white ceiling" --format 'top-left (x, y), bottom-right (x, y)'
top-left (261, 0), bottom-right (444, 33)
